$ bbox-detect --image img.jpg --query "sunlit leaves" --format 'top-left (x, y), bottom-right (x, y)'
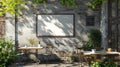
top-left (0, 0), bottom-right (26, 16)
top-left (88, 0), bottom-right (106, 9)
top-left (60, 0), bottom-right (78, 8)
top-left (118, 0), bottom-right (120, 9)
top-left (33, 0), bottom-right (47, 4)
top-left (0, 40), bottom-right (17, 67)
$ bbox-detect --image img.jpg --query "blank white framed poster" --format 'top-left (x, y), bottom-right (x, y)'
top-left (36, 13), bottom-right (75, 37)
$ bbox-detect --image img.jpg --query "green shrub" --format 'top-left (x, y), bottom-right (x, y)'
top-left (69, 55), bottom-right (75, 61)
top-left (83, 29), bottom-right (101, 50)
top-left (103, 62), bottom-right (118, 67)
top-left (91, 62), bottom-right (118, 67)
top-left (91, 62), bottom-right (102, 67)
top-left (0, 40), bottom-right (18, 67)
top-left (33, 0), bottom-right (47, 4)
top-left (60, 0), bottom-right (77, 8)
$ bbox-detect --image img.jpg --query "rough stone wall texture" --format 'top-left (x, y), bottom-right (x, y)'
top-left (5, 0), bottom-right (100, 52)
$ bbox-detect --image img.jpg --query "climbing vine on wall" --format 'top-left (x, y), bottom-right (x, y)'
top-left (88, 0), bottom-right (107, 9)
top-left (33, 0), bottom-right (47, 4)
top-left (0, 0), bottom-right (114, 16)
top-left (60, 0), bottom-right (77, 8)
top-left (0, 0), bottom-right (26, 16)
top-left (119, 0), bottom-right (120, 9)
top-left (0, 0), bottom-right (78, 16)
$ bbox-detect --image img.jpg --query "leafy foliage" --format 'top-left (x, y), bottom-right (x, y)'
top-left (103, 62), bottom-right (118, 67)
top-left (0, 0), bottom-right (79, 16)
top-left (91, 62), bottom-right (102, 67)
top-left (69, 55), bottom-right (75, 61)
top-left (119, 0), bottom-right (120, 9)
top-left (88, 0), bottom-right (106, 9)
top-left (83, 30), bottom-right (101, 50)
top-left (28, 38), bottom-right (35, 46)
top-left (0, 0), bottom-right (26, 16)
top-left (33, 0), bottom-right (47, 4)
top-left (0, 40), bottom-right (18, 67)
top-left (60, 0), bottom-right (77, 8)
top-left (91, 62), bottom-right (118, 67)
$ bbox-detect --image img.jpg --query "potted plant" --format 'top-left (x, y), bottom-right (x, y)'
top-left (28, 38), bottom-right (35, 47)
top-left (69, 55), bottom-right (75, 63)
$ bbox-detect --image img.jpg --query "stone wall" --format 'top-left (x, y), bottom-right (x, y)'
top-left (5, 0), bottom-right (100, 52)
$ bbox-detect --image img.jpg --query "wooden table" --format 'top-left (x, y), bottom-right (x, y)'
top-left (84, 51), bottom-right (120, 60)
top-left (84, 51), bottom-right (120, 57)
top-left (18, 47), bottom-right (44, 63)
top-left (83, 51), bottom-right (120, 67)
top-left (19, 47), bottom-right (44, 50)
top-left (19, 47), bottom-right (44, 53)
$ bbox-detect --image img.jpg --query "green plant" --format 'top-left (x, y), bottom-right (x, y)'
top-left (91, 62), bottom-right (102, 67)
top-left (69, 55), bottom-right (75, 61)
top-left (0, 40), bottom-right (18, 67)
top-left (103, 62), bottom-right (118, 67)
top-left (28, 38), bottom-right (35, 46)
top-left (60, 0), bottom-right (77, 8)
top-left (83, 29), bottom-right (101, 50)
top-left (0, 0), bottom-right (26, 16)
top-left (33, 0), bottom-right (47, 4)
top-left (91, 62), bottom-right (118, 67)
top-left (87, 0), bottom-right (106, 9)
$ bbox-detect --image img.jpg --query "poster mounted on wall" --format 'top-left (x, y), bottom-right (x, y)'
top-left (36, 13), bottom-right (75, 37)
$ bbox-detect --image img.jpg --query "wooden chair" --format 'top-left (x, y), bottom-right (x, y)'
top-left (81, 55), bottom-right (93, 67)
top-left (83, 54), bottom-right (104, 67)
top-left (77, 52), bottom-right (87, 66)
top-left (91, 54), bottom-right (104, 63)
top-left (46, 45), bottom-right (54, 54)
top-left (111, 54), bottom-right (120, 64)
